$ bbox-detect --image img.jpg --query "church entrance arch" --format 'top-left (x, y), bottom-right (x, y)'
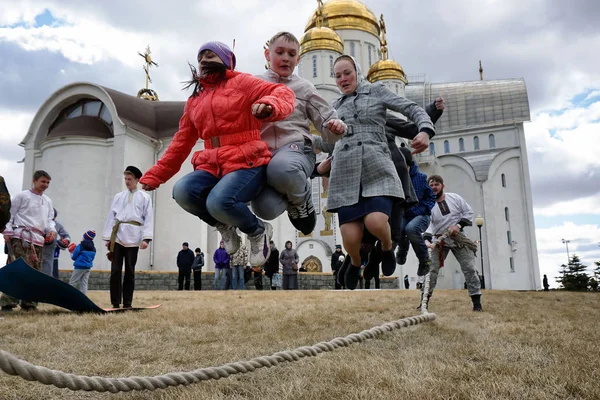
top-left (301, 255), bottom-right (322, 272)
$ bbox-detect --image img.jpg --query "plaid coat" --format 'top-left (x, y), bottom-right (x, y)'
top-left (326, 80), bottom-right (435, 211)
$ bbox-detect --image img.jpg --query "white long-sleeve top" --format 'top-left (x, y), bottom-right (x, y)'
top-left (102, 189), bottom-right (153, 247)
top-left (4, 190), bottom-right (56, 246)
top-left (426, 192), bottom-right (473, 236)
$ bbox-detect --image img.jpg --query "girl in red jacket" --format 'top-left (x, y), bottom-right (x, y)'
top-left (140, 41), bottom-right (295, 267)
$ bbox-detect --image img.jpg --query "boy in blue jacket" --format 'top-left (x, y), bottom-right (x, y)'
top-left (68, 230), bottom-right (96, 294)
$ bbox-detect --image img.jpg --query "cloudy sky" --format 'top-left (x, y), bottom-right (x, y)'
top-left (1, 0), bottom-right (599, 285)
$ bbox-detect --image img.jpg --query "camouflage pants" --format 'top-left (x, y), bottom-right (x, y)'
top-left (426, 244), bottom-right (481, 297)
top-left (0, 238), bottom-right (43, 309)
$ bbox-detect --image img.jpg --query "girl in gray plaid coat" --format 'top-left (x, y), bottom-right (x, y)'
top-left (327, 55), bottom-right (435, 290)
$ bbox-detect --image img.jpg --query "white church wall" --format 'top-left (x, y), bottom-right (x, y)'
top-left (515, 124), bottom-right (541, 288)
top-left (380, 80), bottom-right (406, 97)
top-left (38, 138), bottom-right (111, 271)
top-left (485, 153), bottom-right (534, 289)
top-left (297, 240), bottom-right (329, 272)
top-left (149, 139), bottom-right (211, 271)
top-left (335, 29), bottom-right (380, 71)
top-left (433, 127), bottom-right (518, 156)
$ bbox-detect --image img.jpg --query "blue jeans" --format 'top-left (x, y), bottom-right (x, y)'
top-left (231, 265), bottom-right (245, 290)
top-left (173, 167), bottom-right (266, 235)
top-left (214, 268), bottom-right (227, 290)
top-left (399, 215), bottom-right (431, 262)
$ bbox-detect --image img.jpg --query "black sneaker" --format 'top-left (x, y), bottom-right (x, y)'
top-left (395, 247), bottom-right (408, 265)
top-left (288, 197), bottom-right (316, 235)
top-left (344, 263), bottom-right (361, 290)
top-left (381, 249), bottom-right (396, 276)
top-left (112, 304), bottom-right (120, 309)
top-left (417, 260), bottom-right (431, 276)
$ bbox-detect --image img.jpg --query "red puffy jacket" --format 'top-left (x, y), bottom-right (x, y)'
top-left (141, 70), bottom-right (295, 187)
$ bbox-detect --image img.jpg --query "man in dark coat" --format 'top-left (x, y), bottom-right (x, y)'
top-left (331, 244), bottom-right (345, 289)
top-left (263, 241), bottom-right (279, 290)
top-left (176, 242), bottom-right (195, 290)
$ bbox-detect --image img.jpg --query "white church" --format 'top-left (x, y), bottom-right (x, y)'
top-left (16, 0), bottom-right (541, 290)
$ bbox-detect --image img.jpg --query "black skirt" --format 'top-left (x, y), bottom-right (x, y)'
top-left (336, 195), bottom-right (394, 226)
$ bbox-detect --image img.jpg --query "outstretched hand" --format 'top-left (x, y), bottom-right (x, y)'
top-left (411, 131), bottom-right (430, 154)
top-left (317, 156), bottom-right (332, 175)
top-left (435, 97), bottom-right (445, 110)
top-left (327, 119), bottom-right (346, 135)
top-left (251, 103), bottom-right (273, 119)
top-left (142, 184), bottom-right (156, 191)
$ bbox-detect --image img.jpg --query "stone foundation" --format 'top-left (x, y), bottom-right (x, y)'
top-left (57, 270), bottom-right (401, 291)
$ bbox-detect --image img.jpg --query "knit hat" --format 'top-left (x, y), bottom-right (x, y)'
top-left (399, 146), bottom-right (414, 167)
top-left (83, 230), bottom-right (96, 241)
top-left (183, 242), bottom-right (189, 247)
top-left (198, 41), bottom-right (236, 70)
top-left (335, 244), bottom-right (342, 249)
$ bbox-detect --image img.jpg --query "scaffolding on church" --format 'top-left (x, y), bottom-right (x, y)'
top-left (405, 79), bottom-right (531, 134)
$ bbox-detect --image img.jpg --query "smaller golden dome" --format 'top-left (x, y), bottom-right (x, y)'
top-left (367, 59), bottom-right (408, 84)
top-left (305, 0), bottom-right (380, 38)
top-left (299, 26), bottom-right (344, 57)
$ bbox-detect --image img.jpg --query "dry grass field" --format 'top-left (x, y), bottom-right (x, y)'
top-left (0, 289), bottom-right (598, 400)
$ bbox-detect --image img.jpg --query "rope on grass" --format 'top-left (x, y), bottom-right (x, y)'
top-left (421, 272), bottom-right (432, 315)
top-left (0, 313), bottom-right (435, 393)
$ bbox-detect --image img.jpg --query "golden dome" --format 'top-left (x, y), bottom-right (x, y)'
top-left (367, 59), bottom-right (408, 84)
top-left (299, 26), bottom-right (344, 57)
top-left (305, 0), bottom-right (380, 37)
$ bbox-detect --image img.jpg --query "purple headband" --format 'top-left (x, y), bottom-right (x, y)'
top-left (198, 41), bottom-right (236, 70)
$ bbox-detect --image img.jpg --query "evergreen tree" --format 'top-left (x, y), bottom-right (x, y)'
top-left (590, 261), bottom-right (600, 292)
top-left (555, 255), bottom-right (590, 291)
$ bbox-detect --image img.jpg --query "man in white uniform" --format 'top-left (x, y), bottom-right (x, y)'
top-left (102, 166), bottom-right (153, 309)
top-left (2, 170), bottom-right (57, 311)
top-left (422, 175), bottom-right (482, 312)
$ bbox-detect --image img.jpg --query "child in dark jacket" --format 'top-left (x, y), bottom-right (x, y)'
top-left (68, 230), bottom-right (96, 294)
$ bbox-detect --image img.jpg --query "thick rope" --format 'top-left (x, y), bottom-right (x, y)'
top-left (421, 272), bottom-right (431, 315)
top-left (0, 313), bottom-right (435, 393)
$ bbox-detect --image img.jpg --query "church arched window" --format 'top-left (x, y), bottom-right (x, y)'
top-left (429, 142), bottom-right (435, 156)
top-left (350, 41), bottom-right (356, 57)
top-left (444, 140), bottom-right (450, 154)
top-left (459, 138), bottom-right (465, 152)
top-left (474, 136), bottom-right (480, 150)
top-left (312, 55), bottom-right (318, 78)
top-left (48, 98), bottom-right (113, 135)
top-left (368, 45), bottom-right (372, 66)
top-left (489, 133), bottom-right (496, 149)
